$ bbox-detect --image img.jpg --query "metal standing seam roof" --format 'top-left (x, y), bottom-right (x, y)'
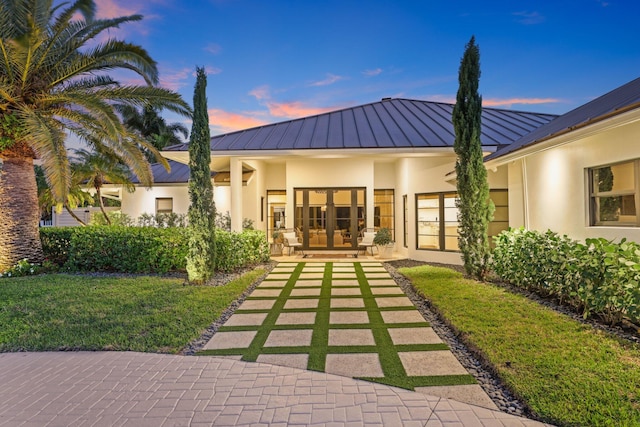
top-left (486, 77), bottom-right (640, 161)
top-left (130, 159), bottom-right (214, 184)
top-left (164, 98), bottom-right (558, 153)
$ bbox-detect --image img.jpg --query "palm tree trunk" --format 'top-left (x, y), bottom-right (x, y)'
top-left (96, 187), bottom-right (111, 225)
top-left (65, 205), bottom-right (87, 226)
top-left (0, 156), bottom-right (44, 270)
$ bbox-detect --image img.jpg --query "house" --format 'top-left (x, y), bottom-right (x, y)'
top-left (484, 77), bottom-right (640, 244)
top-left (163, 98), bottom-right (557, 264)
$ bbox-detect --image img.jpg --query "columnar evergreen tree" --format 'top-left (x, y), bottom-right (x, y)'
top-left (452, 36), bottom-right (494, 281)
top-left (186, 67), bottom-right (216, 284)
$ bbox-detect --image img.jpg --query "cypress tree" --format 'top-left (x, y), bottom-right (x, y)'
top-left (453, 36), bottom-right (494, 281)
top-left (186, 67), bottom-right (216, 283)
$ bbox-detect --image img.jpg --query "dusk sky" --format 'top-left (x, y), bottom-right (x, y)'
top-left (90, 0), bottom-right (639, 137)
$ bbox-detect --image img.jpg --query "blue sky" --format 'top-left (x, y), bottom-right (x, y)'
top-left (94, 0), bottom-right (640, 135)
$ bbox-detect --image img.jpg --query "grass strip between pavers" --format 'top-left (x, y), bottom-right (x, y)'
top-left (197, 261), bottom-right (475, 392)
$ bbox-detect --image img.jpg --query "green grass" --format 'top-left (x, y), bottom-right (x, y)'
top-left (198, 262), bottom-right (476, 390)
top-left (399, 265), bottom-right (640, 427)
top-left (0, 269), bottom-right (266, 353)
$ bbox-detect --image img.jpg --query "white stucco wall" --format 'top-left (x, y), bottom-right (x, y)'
top-left (121, 182), bottom-right (229, 222)
top-left (517, 117), bottom-right (640, 243)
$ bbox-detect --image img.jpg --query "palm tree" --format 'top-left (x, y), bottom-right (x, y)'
top-left (0, 0), bottom-right (192, 270)
top-left (119, 105), bottom-right (189, 161)
top-left (73, 149), bottom-right (134, 225)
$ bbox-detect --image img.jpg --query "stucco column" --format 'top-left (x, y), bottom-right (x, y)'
top-left (230, 157), bottom-right (243, 232)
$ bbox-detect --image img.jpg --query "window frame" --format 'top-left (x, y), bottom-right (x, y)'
top-left (589, 160), bottom-right (640, 227)
top-left (374, 189), bottom-right (395, 240)
top-left (155, 197), bottom-right (173, 215)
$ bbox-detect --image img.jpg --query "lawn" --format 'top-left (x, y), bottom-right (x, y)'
top-left (0, 269), bottom-right (266, 353)
top-left (399, 265), bottom-right (640, 427)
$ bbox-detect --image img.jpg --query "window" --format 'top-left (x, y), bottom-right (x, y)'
top-left (403, 195), bottom-right (408, 248)
top-left (489, 190), bottom-right (509, 245)
top-left (416, 190), bottom-right (508, 251)
top-left (416, 193), bottom-right (458, 251)
top-left (267, 190), bottom-right (286, 239)
top-left (590, 161), bottom-right (639, 226)
top-left (374, 189), bottom-right (394, 239)
top-left (155, 198), bottom-right (173, 214)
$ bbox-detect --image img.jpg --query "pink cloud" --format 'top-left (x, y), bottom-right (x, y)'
top-left (208, 109), bottom-right (268, 133)
top-left (483, 97), bottom-right (561, 107)
top-left (249, 85), bottom-right (271, 101)
top-left (310, 73), bottom-right (345, 87)
top-left (95, 0), bottom-right (139, 19)
top-left (265, 101), bottom-right (339, 118)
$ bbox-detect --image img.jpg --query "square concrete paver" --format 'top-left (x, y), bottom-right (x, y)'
top-left (366, 279), bottom-right (397, 286)
top-left (290, 288), bottom-right (321, 297)
top-left (238, 299), bottom-right (276, 310)
top-left (415, 385), bottom-right (497, 410)
top-left (256, 354), bottom-right (309, 370)
top-left (375, 296), bottom-right (415, 308)
top-left (275, 312), bottom-right (317, 325)
top-left (370, 286), bottom-right (404, 295)
top-left (328, 329), bottom-right (376, 346)
top-left (203, 331), bottom-right (257, 350)
top-left (380, 311), bottom-right (428, 324)
top-left (264, 330), bottom-right (313, 347)
top-left (330, 311), bottom-right (370, 324)
top-left (283, 299), bottom-right (319, 309)
top-left (399, 351), bottom-right (469, 376)
top-left (333, 273), bottom-right (358, 279)
top-left (325, 354), bottom-right (384, 378)
top-left (251, 289), bottom-right (283, 297)
top-left (331, 298), bottom-right (365, 308)
top-left (293, 279), bottom-right (323, 287)
top-left (257, 280), bottom-right (288, 288)
top-left (299, 273), bottom-right (324, 279)
top-left (271, 267), bottom-right (296, 272)
top-left (304, 263), bottom-right (325, 267)
top-left (224, 313), bottom-right (268, 327)
top-left (366, 273), bottom-right (392, 279)
top-left (332, 280), bottom-right (360, 287)
top-left (331, 288), bottom-right (362, 296)
top-left (388, 327), bottom-right (443, 345)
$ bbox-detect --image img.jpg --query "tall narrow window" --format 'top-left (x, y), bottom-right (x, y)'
top-left (590, 161), bottom-right (638, 226)
top-left (489, 190), bottom-right (509, 245)
top-left (416, 193), bottom-right (458, 251)
top-left (374, 189), bottom-right (394, 239)
top-left (156, 198), bottom-right (173, 214)
top-left (267, 190), bottom-right (286, 240)
top-left (403, 195), bottom-right (408, 248)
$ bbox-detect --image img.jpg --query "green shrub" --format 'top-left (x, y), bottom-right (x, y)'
top-left (66, 226), bottom-right (189, 273)
top-left (40, 226), bottom-right (269, 274)
top-left (40, 227), bottom-right (75, 265)
top-left (215, 229), bottom-right (270, 272)
top-left (492, 228), bottom-right (640, 325)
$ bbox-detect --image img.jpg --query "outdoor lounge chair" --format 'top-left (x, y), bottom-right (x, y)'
top-left (282, 231), bottom-right (304, 256)
top-left (358, 230), bottom-right (376, 256)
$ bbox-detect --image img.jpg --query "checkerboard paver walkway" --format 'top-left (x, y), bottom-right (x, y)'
top-left (201, 261), bottom-right (495, 409)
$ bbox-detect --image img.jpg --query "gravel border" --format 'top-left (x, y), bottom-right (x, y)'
top-left (383, 260), bottom-right (531, 418)
top-left (181, 261), bottom-right (277, 355)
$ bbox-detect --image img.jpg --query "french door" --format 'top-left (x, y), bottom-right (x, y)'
top-left (294, 188), bottom-right (365, 250)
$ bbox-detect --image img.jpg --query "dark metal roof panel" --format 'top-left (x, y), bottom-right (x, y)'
top-left (131, 160), bottom-right (190, 184)
top-left (164, 98), bottom-right (559, 153)
top-left (487, 77), bottom-right (640, 161)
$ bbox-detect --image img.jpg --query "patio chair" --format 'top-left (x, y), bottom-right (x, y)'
top-left (282, 231), bottom-right (304, 256)
top-left (358, 228), bottom-right (376, 256)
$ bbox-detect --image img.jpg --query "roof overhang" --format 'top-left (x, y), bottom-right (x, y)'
top-left (484, 107), bottom-right (640, 170)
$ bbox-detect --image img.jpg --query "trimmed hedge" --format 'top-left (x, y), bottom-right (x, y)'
top-left (492, 228), bottom-right (640, 325)
top-left (40, 227), bottom-right (270, 274)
